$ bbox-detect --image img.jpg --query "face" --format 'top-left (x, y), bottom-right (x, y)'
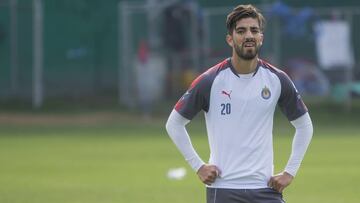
top-left (226, 17), bottom-right (263, 60)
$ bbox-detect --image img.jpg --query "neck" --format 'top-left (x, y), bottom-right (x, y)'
top-left (231, 55), bottom-right (258, 74)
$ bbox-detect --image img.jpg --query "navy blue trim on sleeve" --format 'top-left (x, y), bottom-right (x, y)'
top-left (174, 59), bottom-right (229, 120)
top-left (277, 71), bottom-right (308, 121)
top-left (259, 59), bottom-right (308, 121)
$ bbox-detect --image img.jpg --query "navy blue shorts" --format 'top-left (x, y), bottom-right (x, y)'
top-left (206, 187), bottom-right (285, 203)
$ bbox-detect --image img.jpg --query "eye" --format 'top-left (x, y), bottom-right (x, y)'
top-left (251, 28), bottom-right (260, 34)
top-left (236, 29), bottom-right (245, 34)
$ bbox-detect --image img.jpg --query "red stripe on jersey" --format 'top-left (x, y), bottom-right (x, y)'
top-left (259, 59), bottom-right (282, 73)
top-left (175, 58), bottom-right (229, 112)
top-left (175, 98), bottom-right (184, 111)
top-left (189, 74), bottom-right (205, 89)
top-left (189, 59), bottom-right (228, 89)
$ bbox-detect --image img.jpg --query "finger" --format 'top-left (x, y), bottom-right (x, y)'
top-left (276, 183), bottom-right (284, 193)
top-left (268, 178), bottom-right (274, 188)
top-left (204, 179), bottom-right (214, 185)
top-left (278, 187), bottom-right (284, 193)
top-left (200, 174), bottom-right (210, 183)
top-left (272, 182), bottom-right (280, 191)
top-left (205, 174), bottom-right (215, 182)
top-left (215, 169), bottom-right (219, 177)
top-left (201, 176), bottom-right (210, 184)
top-left (208, 172), bottom-right (218, 182)
top-left (214, 166), bottom-right (222, 177)
top-left (210, 170), bottom-right (217, 177)
top-left (208, 170), bottom-right (218, 180)
top-left (210, 174), bottom-right (217, 182)
top-left (210, 166), bottom-right (218, 173)
top-left (272, 183), bottom-right (277, 190)
top-left (208, 170), bottom-right (216, 178)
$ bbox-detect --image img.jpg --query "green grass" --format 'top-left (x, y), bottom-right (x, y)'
top-left (0, 105), bottom-right (359, 203)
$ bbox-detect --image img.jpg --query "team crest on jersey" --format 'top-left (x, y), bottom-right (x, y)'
top-left (261, 86), bottom-right (271, 100)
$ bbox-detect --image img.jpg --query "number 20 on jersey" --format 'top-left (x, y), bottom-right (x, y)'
top-left (221, 103), bottom-right (231, 115)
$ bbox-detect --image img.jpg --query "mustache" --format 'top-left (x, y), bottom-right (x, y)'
top-left (244, 38), bottom-right (256, 43)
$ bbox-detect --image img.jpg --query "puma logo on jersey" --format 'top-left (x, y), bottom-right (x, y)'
top-left (221, 90), bottom-right (232, 100)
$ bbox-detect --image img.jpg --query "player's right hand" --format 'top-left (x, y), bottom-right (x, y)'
top-left (197, 164), bottom-right (221, 185)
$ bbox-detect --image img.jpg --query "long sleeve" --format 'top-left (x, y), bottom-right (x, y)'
top-left (165, 110), bottom-right (205, 172)
top-left (284, 112), bottom-right (313, 176)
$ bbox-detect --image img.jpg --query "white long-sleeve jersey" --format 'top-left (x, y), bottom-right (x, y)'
top-left (166, 58), bottom-right (313, 189)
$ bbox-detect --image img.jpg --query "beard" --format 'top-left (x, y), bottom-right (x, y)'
top-left (234, 41), bottom-right (261, 60)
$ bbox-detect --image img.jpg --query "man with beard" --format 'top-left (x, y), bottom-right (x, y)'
top-left (166, 4), bottom-right (313, 203)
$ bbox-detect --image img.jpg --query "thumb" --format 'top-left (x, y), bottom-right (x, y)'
top-left (214, 166), bottom-right (222, 177)
top-left (268, 177), bottom-right (274, 187)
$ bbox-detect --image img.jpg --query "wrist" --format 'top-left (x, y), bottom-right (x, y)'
top-left (283, 171), bottom-right (294, 179)
top-left (283, 170), bottom-right (295, 178)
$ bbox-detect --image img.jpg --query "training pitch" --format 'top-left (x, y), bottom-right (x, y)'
top-left (0, 105), bottom-right (359, 203)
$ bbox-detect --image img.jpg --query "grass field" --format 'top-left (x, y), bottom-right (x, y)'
top-left (0, 103), bottom-right (359, 203)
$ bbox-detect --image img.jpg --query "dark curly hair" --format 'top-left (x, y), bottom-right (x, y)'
top-left (226, 4), bottom-right (266, 35)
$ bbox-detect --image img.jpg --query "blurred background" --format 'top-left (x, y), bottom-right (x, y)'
top-left (0, 0), bottom-right (360, 203)
top-left (0, 0), bottom-right (360, 111)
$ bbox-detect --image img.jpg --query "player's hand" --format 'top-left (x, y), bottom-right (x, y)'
top-left (268, 171), bottom-right (294, 193)
top-left (197, 164), bottom-right (221, 185)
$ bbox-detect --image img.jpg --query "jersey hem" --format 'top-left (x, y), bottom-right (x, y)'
top-left (206, 183), bottom-right (269, 189)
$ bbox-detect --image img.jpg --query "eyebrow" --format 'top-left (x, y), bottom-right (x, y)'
top-left (235, 26), bottom-right (260, 31)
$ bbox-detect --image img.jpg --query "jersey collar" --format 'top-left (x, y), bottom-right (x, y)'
top-left (227, 58), bottom-right (261, 78)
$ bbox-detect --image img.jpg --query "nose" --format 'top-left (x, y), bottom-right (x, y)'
top-left (244, 30), bottom-right (254, 39)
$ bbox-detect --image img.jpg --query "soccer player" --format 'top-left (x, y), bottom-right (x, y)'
top-left (165, 4), bottom-right (313, 203)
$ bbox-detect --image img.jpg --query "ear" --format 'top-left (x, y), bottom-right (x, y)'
top-left (226, 34), bottom-right (233, 47)
top-left (259, 33), bottom-right (264, 46)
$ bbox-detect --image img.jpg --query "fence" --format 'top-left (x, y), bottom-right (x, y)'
top-left (201, 4), bottom-right (360, 108)
top-left (1, 0), bottom-right (360, 109)
top-left (119, 1), bottom-right (360, 110)
top-left (0, 0), bottom-right (119, 107)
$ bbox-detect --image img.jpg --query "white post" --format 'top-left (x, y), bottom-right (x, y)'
top-left (118, 2), bottom-right (132, 107)
top-left (189, 1), bottom-right (201, 71)
top-left (202, 10), bottom-right (210, 65)
top-left (345, 13), bottom-right (354, 111)
top-left (272, 16), bottom-right (281, 66)
top-left (10, 0), bottom-right (18, 95)
top-left (33, 0), bottom-right (43, 108)
top-left (146, 0), bottom-right (160, 49)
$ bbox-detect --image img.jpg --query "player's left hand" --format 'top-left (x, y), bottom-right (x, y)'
top-left (268, 171), bottom-right (294, 193)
